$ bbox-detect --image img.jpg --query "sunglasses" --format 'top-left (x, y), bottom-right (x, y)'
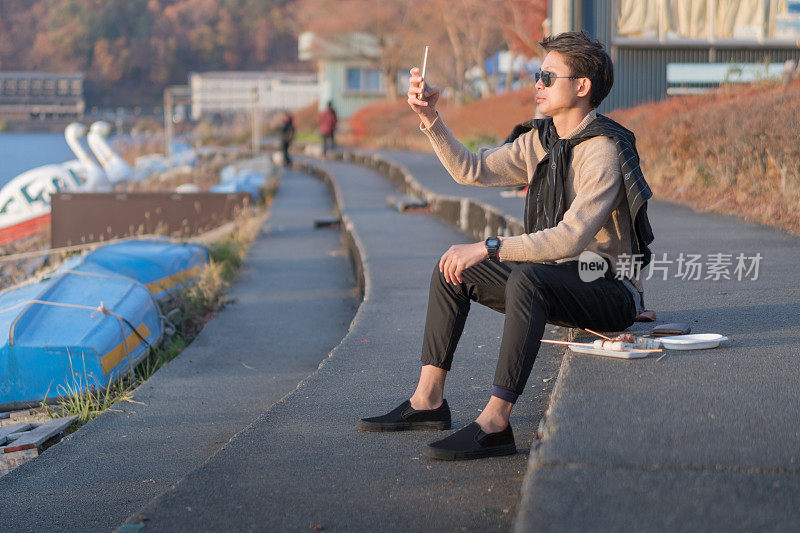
top-left (534, 70), bottom-right (582, 87)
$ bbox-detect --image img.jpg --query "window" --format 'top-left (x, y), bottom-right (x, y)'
top-left (615, 0), bottom-right (800, 42)
top-left (345, 67), bottom-right (384, 93)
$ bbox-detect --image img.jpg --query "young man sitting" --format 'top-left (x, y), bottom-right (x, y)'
top-left (359, 31), bottom-right (654, 460)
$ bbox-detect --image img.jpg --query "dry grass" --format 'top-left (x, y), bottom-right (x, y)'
top-left (610, 80), bottom-right (800, 236)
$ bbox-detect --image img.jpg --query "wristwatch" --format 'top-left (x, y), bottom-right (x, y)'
top-left (485, 236), bottom-right (501, 261)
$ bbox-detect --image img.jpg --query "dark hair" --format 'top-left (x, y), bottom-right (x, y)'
top-left (539, 31), bottom-right (613, 108)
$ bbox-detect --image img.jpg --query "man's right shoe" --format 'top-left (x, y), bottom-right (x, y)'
top-left (358, 399), bottom-right (451, 432)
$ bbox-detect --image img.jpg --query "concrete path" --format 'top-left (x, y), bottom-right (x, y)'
top-left (0, 170), bottom-right (358, 532)
top-left (373, 150), bottom-right (800, 531)
top-left (515, 200), bottom-right (800, 532)
top-left (6, 146), bottom-right (797, 531)
top-left (119, 158), bottom-right (563, 532)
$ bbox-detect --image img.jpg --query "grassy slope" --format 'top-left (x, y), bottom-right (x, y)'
top-left (610, 81), bottom-right (800, 236)
top-left (341, 81), bottom-right (800, 236)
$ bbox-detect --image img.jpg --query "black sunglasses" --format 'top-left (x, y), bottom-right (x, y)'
top-left (535, 70), bottom-right (581, 87)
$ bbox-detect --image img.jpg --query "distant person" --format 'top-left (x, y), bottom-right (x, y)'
top-left (359, 31), bottom-right (655, 460)
top-left (280, 111), bottom-right (295, 167)
top-left (319, 101), bottom-right (338, 156)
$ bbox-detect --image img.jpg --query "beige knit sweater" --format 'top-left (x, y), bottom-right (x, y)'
top-left (422, 109), bottom-right (638, 285)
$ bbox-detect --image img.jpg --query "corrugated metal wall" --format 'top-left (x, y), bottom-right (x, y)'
top-left (602, 46), bottom-right (800, 112)
top-left (570, 0), bottom-right (800, 113)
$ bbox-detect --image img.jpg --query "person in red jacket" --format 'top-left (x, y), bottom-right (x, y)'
top-left (319, 101), bottom-right (338, 156)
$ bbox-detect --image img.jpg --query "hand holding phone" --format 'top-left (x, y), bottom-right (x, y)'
top-left (407, 45), bottom-right (439, 126)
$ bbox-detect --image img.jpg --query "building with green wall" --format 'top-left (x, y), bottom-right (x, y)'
top-left (298, 32), bottom-right (388, 119)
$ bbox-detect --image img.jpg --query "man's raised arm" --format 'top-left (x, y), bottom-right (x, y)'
top-left (408, 67), bottom-right (530, 189)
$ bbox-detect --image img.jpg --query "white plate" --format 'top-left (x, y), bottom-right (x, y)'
top-left (568, 344), bottom-right (651, 359)
top-left (658, 334), bottom-right (728, 350)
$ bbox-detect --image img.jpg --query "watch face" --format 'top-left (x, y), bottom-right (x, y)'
top-left (486, 237), bottom-right (499, 248)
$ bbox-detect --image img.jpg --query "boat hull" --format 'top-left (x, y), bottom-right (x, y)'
top-left (66, 240), bottom-right (209, 299)
top-left (0, 271), bottom-right (162, 411)
top-left (0, 213), bottom-right (51, 246)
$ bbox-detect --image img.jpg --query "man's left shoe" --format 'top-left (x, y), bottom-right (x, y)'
top-left (422, 422), bottom-right (517, 461)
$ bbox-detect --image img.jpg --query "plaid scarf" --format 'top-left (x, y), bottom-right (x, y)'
top-left (504, 114), bottom-right (655, 267)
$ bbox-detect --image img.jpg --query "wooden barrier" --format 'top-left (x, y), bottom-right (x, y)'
top-left (50, 192), bottom-right (251, 247)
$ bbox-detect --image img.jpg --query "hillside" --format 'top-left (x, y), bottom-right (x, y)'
top-left (342, 81), bottom-right (800, 236)
top-left (610, 81), bottom-right (800, 237)
top-left (0, 0), bottom-right (300, 106)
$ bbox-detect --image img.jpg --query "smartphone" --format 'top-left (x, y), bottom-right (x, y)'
top-left (419, 45), bottom-right (429, 100)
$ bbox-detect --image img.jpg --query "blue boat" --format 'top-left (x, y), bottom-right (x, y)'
top-left (61, 239), bottom-right (209, 300)
top-left (0, 271), bottom-right (163, 411)
top-left (0, 239), bottom-right (208, 410)
top-left (212, 169), bottom-right (266, 200)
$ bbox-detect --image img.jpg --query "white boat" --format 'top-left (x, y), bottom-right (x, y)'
top-left (133, 142), bottom-right (197, 181)
top-left (63, 122), bottom-right (112, 192)
top-left (0, 164), bottom-right (82, 245)
top-left (0, 123), bottom-right (115, 245)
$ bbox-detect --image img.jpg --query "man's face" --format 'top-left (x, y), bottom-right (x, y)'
top-left (535, 51), bottom-right (585, 117)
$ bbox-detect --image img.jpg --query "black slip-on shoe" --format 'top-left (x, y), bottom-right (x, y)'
top-left (422, 422), bottom-right (516, 460)
top-left (358, 399), bottom-right (451, 432)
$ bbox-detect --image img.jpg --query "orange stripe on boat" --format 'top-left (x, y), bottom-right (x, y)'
top-left (145, 265), bottom-right (203, 295)
top-left (101, 323), bottom-right (151, 374)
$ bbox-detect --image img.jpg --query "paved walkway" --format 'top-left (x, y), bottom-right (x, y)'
top-left (0, 169), bottom-right (358, 531)
top-left (374, 150), bottom-right (800, 531)
top-left (119, 157), bottom-right (563, 532)
top-left (4, 148), bottom-right (798, 531)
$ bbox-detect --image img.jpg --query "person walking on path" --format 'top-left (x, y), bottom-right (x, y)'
top-left (319, 101), bottom-right (338, 156)
top-left (359, 31), bottom-right (655, 460)
top-left (280, 111), bottom-right (295, 167)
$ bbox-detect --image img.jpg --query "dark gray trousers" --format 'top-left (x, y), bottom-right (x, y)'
top-left (421, 260), bottom-right (637, 397)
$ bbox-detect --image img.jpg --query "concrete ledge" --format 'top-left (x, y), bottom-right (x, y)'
top-left (318, 150), bottom-right (525, 241)
top-left (297, 146), bottom-right (800, 531)
top-left (119, 155), bottom-right (562, 531)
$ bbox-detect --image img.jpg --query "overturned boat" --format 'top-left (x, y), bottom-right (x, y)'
top-left (0, 270), bottom-right (163, 411)
top-left (0, 239), bottom-right (208, 410)
top-left (64, 239), bottom-right (209, 300)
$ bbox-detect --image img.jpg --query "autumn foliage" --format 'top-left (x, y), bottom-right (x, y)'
top-left (0, 0), bottom-right (546, 106)
top-left (0, 0), bottom-right (297, 104)
top-left (347, 89), bottom-right (538, 151)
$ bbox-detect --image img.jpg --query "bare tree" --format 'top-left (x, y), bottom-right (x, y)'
top-left (429, 0), bottom-right (505, 99)
top-left (292, 0), bottom-right (544, 102)
top-left (294, 0), bottom-right (432, 100)
top-left (496, 0), bottom-right (548, 91)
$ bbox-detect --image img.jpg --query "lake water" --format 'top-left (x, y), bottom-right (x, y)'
top-left (0, 132), bottom-right (74, 188)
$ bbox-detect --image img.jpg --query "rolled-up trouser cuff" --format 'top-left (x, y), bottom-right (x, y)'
top-left (491, 385), bottom-right (518, 404)
top-left (420, 356), bottom-right (451, 372)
